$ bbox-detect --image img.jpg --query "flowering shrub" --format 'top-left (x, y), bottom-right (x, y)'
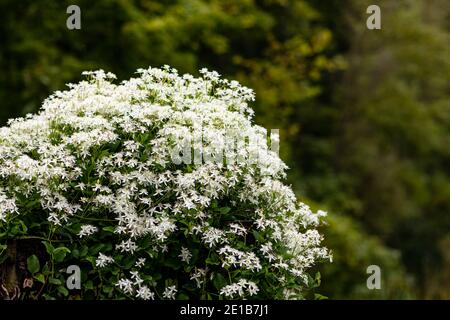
top-left (0, 66), bottom-right (330, 300)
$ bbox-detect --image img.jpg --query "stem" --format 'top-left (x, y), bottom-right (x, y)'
top-left (17, 236), bottom-right (69, 243)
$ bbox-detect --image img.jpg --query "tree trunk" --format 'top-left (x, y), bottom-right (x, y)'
top-left (0, 239), bottom-right (45, 300)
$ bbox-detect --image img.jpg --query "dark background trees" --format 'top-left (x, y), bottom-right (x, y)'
top-left (0, 0), bottom-right (448, 298)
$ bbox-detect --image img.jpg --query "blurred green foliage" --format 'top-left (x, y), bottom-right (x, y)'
top-left (0, 0), bottom-right (448, 298)
top-left (305, 0), bottom-right (450, 299)
top-left (319, 212), bottom-right (416, 299)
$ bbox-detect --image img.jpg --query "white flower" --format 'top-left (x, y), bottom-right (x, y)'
top-left (190, 268), bottom-right (207, 288)
top-left (116, 278), bottom-right (134, 295)
top-left (0, 192), bottom-right (17, 221)
top-left (47, 212), bottom-right (62, 226)
top-left (78, 224), bottom-right (98, 238)
top-left (116, 239), bottom-right (138, 253)
top-left (247, 281), bottom-right (259, 296)
top-left (228, 223), bottom-right (247, 236)
top-left (96, 253), bottom-right (114, 268)
top-left (136, 286), bottom-right (155, 300)
top-left (162, 285), bottom-right (177, 300)
top-left (135, 258), bottom-right (146, 268)
top-left (130, 271), bottom-right (144, 286)
top-left (179, 247), bottom-right (192, 264)
top-left (202, 227), bottom-right (227, 248)
top-left (219, 279), bottom-right (259, 298)
top-left (218, 246), bottom-right (262, 272)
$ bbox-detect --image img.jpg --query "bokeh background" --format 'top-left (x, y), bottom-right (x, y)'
top-left (0, 0), bottom-right (449, 299)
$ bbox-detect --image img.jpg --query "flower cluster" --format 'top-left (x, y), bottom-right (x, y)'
top-left (0, 66), bottom-right (330, 300)
top-left (219, 279), bottom-right (259, 298)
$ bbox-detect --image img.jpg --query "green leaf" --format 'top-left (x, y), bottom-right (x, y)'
top-left (42, 241), bottom-right (55, 255)
top-left (314, 293), bottom-right (328, 300)
top-left (89, 243), bottom-right (104, 255)
top-left (84, 280), bottom-right (94, 290)
top-left (102, 226), bottom-right (116, 233)
top-left (86, 256), bottom-right (96, 267)
top-left (27, 255), bottom-right (40, 274)
top-left (163, 257), bottom-right (181, 270)
top-left (57, 286), bottom-right (69, 297)
top-left (213, 273), bottom-right (227, 290)
top-left (177, 293), bottom-right (190, 300)
top-left (18, 220), bottom-right (28, 233)
top-left (252, 230), bottom-right (264, 242)
top-left (80, 246), bottom-right (89, 257)
top-left (315, 272), bottom-right (322, 286)
top-left (102, 286), bottom-right (113, 294)
top-left (49, 277), bottom-right (62, 285)
top-left (42, 262), bottom-right (50, 274)
top-left (219, 207), bottom-right (231, 214)
top-left (71, 249), bottom-right (80, 259)
top-left (53, 247), bottom-right (70, 263)
top-left (34, 273), bottom-right (46, 284)
top-left (205, 253), bottom-right (220, 266)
